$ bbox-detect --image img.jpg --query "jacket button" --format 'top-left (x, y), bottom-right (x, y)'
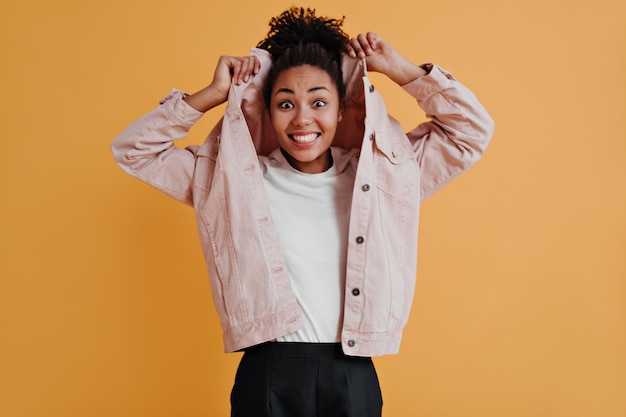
top-left (369, 85), bottom-right (375, 93)
top-left (369, 133), bottom-right (375, 141)
top-left (361, 184), bottom-right (370, 192)
top-left (356, 236), bottom-right (365, 244)
top-left (352, 288), bottom-right (361, 296)
top-left (347, 339), bottom-right (356, 347)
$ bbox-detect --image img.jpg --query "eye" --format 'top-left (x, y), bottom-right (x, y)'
top-left (313, 99), bottom-right (327, 108)
top-left (279, 101), bottom-right (294, 109)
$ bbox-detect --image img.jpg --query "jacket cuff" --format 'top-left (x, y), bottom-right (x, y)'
top-left (159, 89), bottom-right (205, 126)
top-left (401, 64), bottom-right (457, 101)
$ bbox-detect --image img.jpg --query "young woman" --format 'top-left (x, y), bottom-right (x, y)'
top-left (112, 7), bottom-right (494, 416)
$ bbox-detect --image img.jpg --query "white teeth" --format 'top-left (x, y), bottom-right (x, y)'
top-left (291, 133), bottom-right (318, 144)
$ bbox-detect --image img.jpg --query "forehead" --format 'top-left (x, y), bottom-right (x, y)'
top-left (271, 65), bottom-right (337, 94)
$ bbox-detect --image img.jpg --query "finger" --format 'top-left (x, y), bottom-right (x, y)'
top-left (239, 58), bottom-right (251, 83)
top-left (345, 42), bottom-right (357, 58)
top-left (252, 56), bottom-right (261, 75)
top-left (245, 56), bottom-right (260, 79)
top-left (233, 58), bottom-right (248, 85)
top-left (230, 59), bottom-right (244, 85)
top-left (357, 33), bottom-right (374, 56)
top-left (366, 32), bottom-right (380, 50)
top-left (239, 57), bottom-right (260, 83)
top-left (346, 38), bottom-right (360, 58)
top-left (348, 36), bottom-right (366, 58)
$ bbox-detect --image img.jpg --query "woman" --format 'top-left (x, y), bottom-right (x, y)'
top-left (112, 7), bottom-right (494, 416)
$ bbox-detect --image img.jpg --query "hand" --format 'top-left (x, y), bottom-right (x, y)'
top-left (210, 55), bottom-right (262, 98)
top-left (346, 33), bottom-right (426, 85)
top-left (184, 55), bottom-right (261, 113)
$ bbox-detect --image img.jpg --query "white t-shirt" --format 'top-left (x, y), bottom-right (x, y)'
top-left (259, 147), bottom-right (357, 342)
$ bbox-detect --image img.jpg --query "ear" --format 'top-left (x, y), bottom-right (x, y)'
top-left (337, 107), bottom-right (344, 123)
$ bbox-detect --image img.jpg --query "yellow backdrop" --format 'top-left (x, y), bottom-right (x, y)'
top-left (1, 0), bottom-right (625, 416)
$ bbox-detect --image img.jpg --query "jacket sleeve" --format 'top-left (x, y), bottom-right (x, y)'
top-left (402, 64), bottom-right (495, 201)
top-left (110, 90), bottom-right (205, 206)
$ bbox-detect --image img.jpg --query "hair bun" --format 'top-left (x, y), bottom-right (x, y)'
top-left (257, 7), bottom-right (349, 59)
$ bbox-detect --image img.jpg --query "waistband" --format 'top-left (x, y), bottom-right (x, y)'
top-left (243, 342), bottom-right (347, 358)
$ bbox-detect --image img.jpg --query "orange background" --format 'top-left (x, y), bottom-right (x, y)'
top-left (1, 0), bottom-right (625, 416)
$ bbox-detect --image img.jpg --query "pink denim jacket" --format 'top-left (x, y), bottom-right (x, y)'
top-left (111, 48), bottom-right (494, 356)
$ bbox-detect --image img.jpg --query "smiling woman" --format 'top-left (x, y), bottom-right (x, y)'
top-left (110, 6), bottom-right (493, 417)
top-left (3, 0), bottom-right (626, 416)
top-left (270, 65), bottom-right (343, 173)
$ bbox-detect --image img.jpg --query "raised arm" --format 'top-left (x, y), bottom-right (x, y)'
top-left (347, 33), bottom-right (495, 200)
top-left (346, 32), bottom-right (427, 84)
top-left (183, 55), bottom-right (260, 112)
top-left (111, 55), bottom-right (261, 205)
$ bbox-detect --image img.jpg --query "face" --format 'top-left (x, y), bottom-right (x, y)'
top-left (269, 65), bottom-right (343, 174)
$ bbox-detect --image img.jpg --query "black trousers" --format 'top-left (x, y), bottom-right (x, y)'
top-left (230, 342), bottom-right (383, 417)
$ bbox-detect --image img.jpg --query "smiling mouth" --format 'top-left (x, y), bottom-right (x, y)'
top-left (289, 133), bottom-right (319, 144)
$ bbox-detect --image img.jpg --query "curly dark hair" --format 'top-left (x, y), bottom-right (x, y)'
top-left (257, 7), bottom-right (350, 106)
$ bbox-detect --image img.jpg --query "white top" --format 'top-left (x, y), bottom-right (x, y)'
top-left (259, 147), bottom-right (357, 342)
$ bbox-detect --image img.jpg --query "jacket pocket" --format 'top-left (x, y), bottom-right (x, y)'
top-left (374, 144), bottom-right (418, 199)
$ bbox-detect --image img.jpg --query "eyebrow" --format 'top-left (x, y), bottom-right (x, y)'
top-left (274, 86), bottom-right (330, 96)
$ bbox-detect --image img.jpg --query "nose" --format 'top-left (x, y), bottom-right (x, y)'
top-left (292, 107), bottom-right (312, 126)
